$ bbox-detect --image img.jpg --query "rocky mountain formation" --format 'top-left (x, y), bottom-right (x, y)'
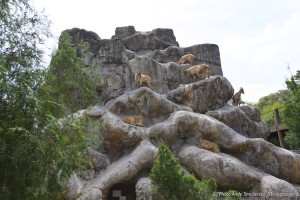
top-left (62, 26), bottom-right (300, 200)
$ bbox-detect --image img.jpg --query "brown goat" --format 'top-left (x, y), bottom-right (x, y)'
top-left (134, 71), bottom-right (151, 88)
top-left (178, 54), bottom-right (194, 65)
top-left (183, 64), bottom-right (210, 81)
top-left (199, 139), bottom-right (220, 153)
top-left (123, 114), bottom-right (144, 127)
top-left (232, 87), bottom-right (244, 106)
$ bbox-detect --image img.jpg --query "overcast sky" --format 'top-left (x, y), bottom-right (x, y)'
top-left (34, 0), bottom-right (300, 103)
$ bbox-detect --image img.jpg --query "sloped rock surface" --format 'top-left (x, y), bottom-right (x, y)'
top-left (57, 26), bottom-right (300, 200)
top-left (87, 147), bottom-right (110, 170)
top-left (78, 140), bottom-right (158, 200)
top-left (179, 146), bottom-right (299, 199)
top-left (122, 28), bottom-right (179, 52)
top-left (70, 100), bottom-right (300, 199)
top-left (166, 75), bottom-right (234, 113)
top-left (95, 87), bottom-right (192, 156)
top-left (260, 176), bottom-right (299, 200)
top-left (206, 104), bottom-right (270, 139)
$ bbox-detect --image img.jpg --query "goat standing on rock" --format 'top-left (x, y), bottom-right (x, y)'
top-left (232, 87), bottom-right (244, 106)
top-left (183, 64), bottom-right (210, 81)
top-left (134, 71), bottom-right (151, 88)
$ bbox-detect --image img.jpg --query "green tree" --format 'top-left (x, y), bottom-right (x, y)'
top-left (255, 91), bottom-right (289, 146)
top-left (42, 31), bottom-right (102, 116)
top-left (150, 142), bottom-right (217, 200)
top-left (256, 90), bottom-right (290, 111)
top-left (283, 70), bottom-right (300, 149)
top-left (0, 1), bottom-right (94, 199)
top-left (256, 90), bottom-right (290, 127)
top-left (260, 102), bottom-right (284, 126)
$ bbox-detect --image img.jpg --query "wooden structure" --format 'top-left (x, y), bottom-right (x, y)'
top-left (268, 108), bottom-right (288, 148)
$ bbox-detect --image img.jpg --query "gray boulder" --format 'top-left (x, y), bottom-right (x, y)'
top-left (113, 25), bottom-right (136, 39)
top-left (166, 76), bottom-right (234, 113)
top-left (136, 177), bottom-right (154, 200)
top-left (78, 140), bottom-right (158, 200)
top-left (152, 44), bottom-right (222, 76)
top-left (179, 146), bottom-right (299, 199)
top-left (121, 28), bottom-right (179, 52)
top-left (87, 147), bottom-right (110, 170)
top-left (206, 104), bottom-right (270, 139)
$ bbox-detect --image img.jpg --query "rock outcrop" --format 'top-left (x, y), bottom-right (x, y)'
top-left (64, 26), bottom-right (223, 103)
top-left (206, 105), bottom-right (270, 139)
top-left (58, 26), bottom-right (300, 200)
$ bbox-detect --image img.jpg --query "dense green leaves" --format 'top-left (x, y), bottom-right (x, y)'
top-left (0, 1), bottom-right (98, 199)
top-left (283, 70), bottom-right (300, 149)
top-left (42, 31), bottom-right (102, 116)
top-left (260, 102), bottom-right (284, 126)
top-left (150, 142), bottom-right (217, 200)
top-left (256, 90), bottom-right (290, 126)
top-left (256, 90), bottom-right (290, 111)
top-left (255, 70), bottom-right (300, 149)
top-left (255, 90), bottom-right (289, 146)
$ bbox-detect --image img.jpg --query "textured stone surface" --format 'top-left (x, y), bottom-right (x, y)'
top-left (78, 140), bottom-right (158, 200)
top-left (166, 76), bottom-right (234, 113)
top-left (239, 105), bottom-right (262, 122)
top-left (122, 28), bottom-right (179, 52)
top-left (178, 145), bottom-right (261, 191)
top-left (260, 176), bottom-right (299, 200)
top-left (152, 44), bottom-right (222, 76)
top-left (63, 173), bottom-right (83, 200)
top-left (113, 25), bottom-right (136, 40)
top-left (206, 104), bottom-right (270, 139)
top-left (136, 177), bottom-right (153, 200)
top-left (87, 147), bottom-right (110, 170)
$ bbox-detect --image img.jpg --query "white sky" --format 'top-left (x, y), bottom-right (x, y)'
top-left (33, 0), bottom-right (300, 103)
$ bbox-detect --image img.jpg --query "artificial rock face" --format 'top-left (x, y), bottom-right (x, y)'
top-left (58, 26), bottom-right (300, 200)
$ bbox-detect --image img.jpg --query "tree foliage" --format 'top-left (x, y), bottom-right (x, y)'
top-left (254, 91), bottom-right (288, 146)
top-left (42, 31), bottom-right (102, 116)
top-left (259, 102), bottom-right (284, 126)
top-left (0, 1), bottom-right (96, 199)
top-left (256, 90), bottom-right (290, 110)
top-left (150, 142), bottom-right (217, 200)
top-left (255, 90), bottom-right (289, 125)
top-left (283, 70), bottom-right (300, 149)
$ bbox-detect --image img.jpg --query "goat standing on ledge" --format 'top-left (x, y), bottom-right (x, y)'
top-left (134, 71), bottom-right (151, 88)
top-left (232, 87), bottom-right (244, 106)
top-left (183, 64), bottom-right (210, 81)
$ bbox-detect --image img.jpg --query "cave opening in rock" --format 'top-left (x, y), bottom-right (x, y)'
top-left (108, 182), bottom-right (136, 200)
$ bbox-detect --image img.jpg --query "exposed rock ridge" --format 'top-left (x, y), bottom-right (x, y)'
top-left (64, 26), bottom-right (223, 103)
